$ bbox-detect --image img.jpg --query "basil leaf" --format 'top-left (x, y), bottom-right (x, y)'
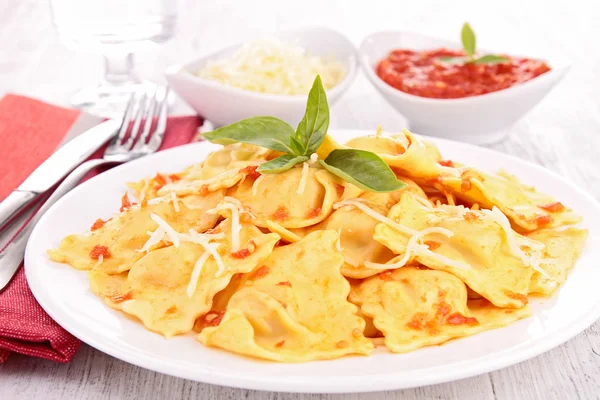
top-left (290, 136), bottom-right (305, 156)
top-left (473, 54), bottom-right (510, 65)
top-left (461, 22), bottom-right (476, 58)
top-left (257, 154), bottom-right (308, 174)
top-left (294, 75), bottom-right (329, 155)
top-left (320, 149), bottom-right (406, 193)
top-left (203, 116), bottom-right (295, 153)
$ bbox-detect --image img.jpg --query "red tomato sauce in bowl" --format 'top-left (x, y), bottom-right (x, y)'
top-left (375, 48), bottom-right (551, 99)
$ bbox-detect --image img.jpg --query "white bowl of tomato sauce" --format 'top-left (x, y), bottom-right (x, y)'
top-left (359, 31), bottom-right (570, 144)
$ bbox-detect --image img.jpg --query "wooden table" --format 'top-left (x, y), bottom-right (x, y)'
top-left (1, 0), bottom-right (600, 398)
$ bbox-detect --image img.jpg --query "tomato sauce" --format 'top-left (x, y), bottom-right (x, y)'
top-left (376, 48), bottom-right (551, 99)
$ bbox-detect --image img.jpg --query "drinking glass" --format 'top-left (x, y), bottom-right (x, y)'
top-left (50, 0), bottom-right (178, 117)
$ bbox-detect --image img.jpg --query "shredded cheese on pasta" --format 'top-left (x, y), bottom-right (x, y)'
top-left (161, 168), bottom-right (243, 193)
top-left (365, 227), bottom-right (463, 270)
top-left (333, 199), bottom-right (418, 236)
top-left (296, 162), bottom-right (310, 195)
top-left (206, 197), bottom-right (254, 253)
top-left (335, 228), bottom-right (343, 252)
top-left (171, 192), bottom-right (179, 212)
top-left (335, 198), bottom-right (468, 271)
top-left (151, 214), bottom-right (181, 248)
top-left (186, 246), bottom-right (218, 297)
top-left (196, 38), bottom-right (346, 95)
top-left (138, 216), bottom-right (225, 253)
top-left (94, 254), bottom-right (104, 268)
top-left (251, 174), bottom-right (266, 196)
top-left (482, 207), bottom-right (548, 277)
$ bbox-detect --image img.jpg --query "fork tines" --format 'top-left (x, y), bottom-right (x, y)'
top-left (106, 86), bottom-right (169, 158)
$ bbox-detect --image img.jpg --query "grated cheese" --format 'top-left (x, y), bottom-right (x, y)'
top-left (343, 255), bottom-right (361, 268)
top-left (186, 250), bottom-right (211, 297)
top-left (171, 192), bottom-right (180, 212)
top-left (223, 196), bottom-right (242, 207)
top-left (196, 38), bottom-right (346, 95)
top-left (335, 228), bottom-right (343, 252)
top-left (206, 197), bottom-right (254, 253)
top-left (138, 226), bottom-right (167, 253)
top-left (160, 168), bottom-right (243, 194)
top-left (138, 217), bottom-right (224, 253)
top-left (252, 174), bottom-right (266, 196)
top-left (151, 213), bottom-right (181, 248)
top-left (296, 162), bottom-right (310, 194)
top-left (333, 199), bottom-right (418, 236)
top-left (94, 254), bottom-right (104, 268)
top-left (186, 243), bottom-right (221, 297)
top-left (482, 207), bottom-right (549, 277)
top-left (365, 227), bottom-right (458, 270)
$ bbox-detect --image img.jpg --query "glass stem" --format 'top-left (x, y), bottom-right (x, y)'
top-left (102, 53), bottom-right (139, 86)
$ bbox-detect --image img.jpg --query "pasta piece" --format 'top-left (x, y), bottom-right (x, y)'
top-left (115, 219), bottom-right (279, 337)
top-left (197, 230), bottom-right (373, 362)
top-left (439, 168), bottom-right (581, 232)
top-left (346, 130), bottom-right (458, 181)
top-left (324, 179), bottom-right (426, 279)
top-left (351, 267), bottom-right (531, 353)
top-left (231, 168), bottom-right (338, 228)
top-left (527, 227), bottom-right (588, 295)
top-left (373, 191), bottom-right (543, 308)
top-left (88, 271), bottom-right (129, 310)
top-left (48, 191), bottom-right (224, 274)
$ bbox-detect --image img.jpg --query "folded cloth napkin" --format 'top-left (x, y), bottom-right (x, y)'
top-left (0, 94), bottom-right (202, 363)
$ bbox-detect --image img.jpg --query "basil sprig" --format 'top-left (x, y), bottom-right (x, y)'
top-left (440, 23), bottom-right (509, 66)
top-left (203, 76), bottom-right (406, 193)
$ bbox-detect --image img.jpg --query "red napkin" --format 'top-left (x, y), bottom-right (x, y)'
top-left (0, 94), bottom-right (202, 363)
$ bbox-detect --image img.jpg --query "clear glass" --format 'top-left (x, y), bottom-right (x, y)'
top-left (50, 0), bottom-right (178, 117)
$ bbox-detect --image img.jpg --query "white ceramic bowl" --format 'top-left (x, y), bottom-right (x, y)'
top-left (165, 27), bottom-right (357, 128)
top-left (359, 31), bottom-right (570, 144)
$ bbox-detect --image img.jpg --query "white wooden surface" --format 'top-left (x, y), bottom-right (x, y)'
top-left (1, 0), bottom-right (600, 398)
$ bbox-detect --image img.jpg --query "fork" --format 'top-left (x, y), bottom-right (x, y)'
top-left (0, 86), bottom-right (169, 290)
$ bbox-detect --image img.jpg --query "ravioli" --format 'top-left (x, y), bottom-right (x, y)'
top-left (231, 168), bottom-right (339, 228)
top-left (198, 230), bottom-right (373, 362)
top-left (88, 271), bottom-right (129, 310)
top-left (324, 178), bottom-right (426, 279)
top-left (439, 169), bottom-right (581, 232)
top-left (127, 143), bottom-right (267, 201)
top-left (114, 219), bottom-right (280, 337)
top-left (350, 267), bottom-right (531, 353)
top-left (48, 191), bottom-right (223, 274)
top-left (527, 227), bottom-right (588, 295)
top-left (373, 192), bottom-right (541, 308)
top-left (347, 130), bottom-right (456, 181)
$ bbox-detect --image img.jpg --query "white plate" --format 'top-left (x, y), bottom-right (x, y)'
top-left (25, 130), bottom-right (600, 393)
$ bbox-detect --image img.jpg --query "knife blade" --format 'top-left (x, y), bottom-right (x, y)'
top-left (0, 158), bottom-right (108, 290)
top-left (18, 119), bottom-right (120, 192)
top-left (0, 119), bottom-right (120, 230)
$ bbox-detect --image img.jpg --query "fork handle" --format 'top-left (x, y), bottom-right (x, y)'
top-left (0, 190), bottom-right (39, 232)
top-left (0, 159), bottom-right (111, 290)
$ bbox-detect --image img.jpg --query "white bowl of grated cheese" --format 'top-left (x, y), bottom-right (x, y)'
top-left (165, 27), bottom-right (357, 127)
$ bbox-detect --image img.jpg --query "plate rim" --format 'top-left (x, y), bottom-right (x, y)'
top-left (24, 130), bottom-right (600, 393)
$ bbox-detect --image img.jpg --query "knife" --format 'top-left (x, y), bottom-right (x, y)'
top-left (0, 157), bottom-right (109, 290)
top-left (0, 119), bottom-right (120, 230)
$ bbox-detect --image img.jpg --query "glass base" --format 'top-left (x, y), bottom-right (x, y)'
top-left (70, 82), bottom-right (149, 119)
